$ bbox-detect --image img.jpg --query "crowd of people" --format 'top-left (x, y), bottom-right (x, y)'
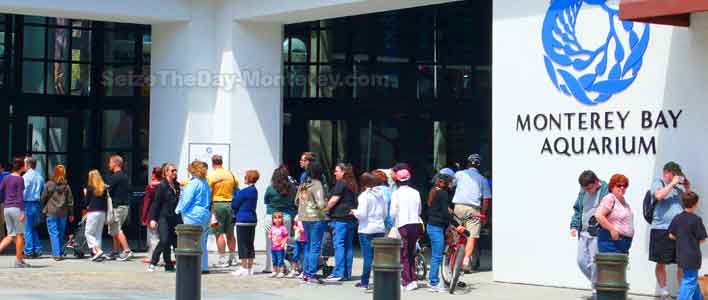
top-left (0, 151), bottom-right (492, 293)
top-left (570, 162), bottom-right (706, 300)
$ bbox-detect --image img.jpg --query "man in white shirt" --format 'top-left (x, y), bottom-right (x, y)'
top-left (452, 154), bottom-right (491, 270)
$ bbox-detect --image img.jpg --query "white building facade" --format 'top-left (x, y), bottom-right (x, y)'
top-left (1, 0), bottom-right (707, 296)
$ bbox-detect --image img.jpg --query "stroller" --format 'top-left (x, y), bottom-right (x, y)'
top-left (62, 215), bottom-right (91, 259)
top-left (284, 226), bottom-right (334, 277)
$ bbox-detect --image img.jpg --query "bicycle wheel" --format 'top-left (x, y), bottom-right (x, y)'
top-left (441, 247), bottom-right (453, 286)
top-left (415, 253), bottom-right (428, 281)
top-left (449, 246), bottom-right (465, 294)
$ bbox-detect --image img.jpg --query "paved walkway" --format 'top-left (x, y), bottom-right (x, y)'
top-left (0, 252), bottom-right (655, 300)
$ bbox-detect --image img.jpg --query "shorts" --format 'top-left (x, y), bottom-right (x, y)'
top-left (4, 207), bottom-right (25, 237)
top-left (107, 205), bottom-right (129, 236)
top-left (454, 204), bottom-right (482, 239)
top-left (649, 229), bottom-right (677, 264)
top-left (210, 202), bottom-right (234, 235)
top-left (271, 249), bottom-right (285, 268)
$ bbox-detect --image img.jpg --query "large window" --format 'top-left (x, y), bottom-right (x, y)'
top-left (103, 22), bottom-right (150, 97)
top-left (21, 17), bottom-right (92, 95)
top-left (0, 14), bottom-right (11, 89)
top-left (283, 1), bottom-right (491, 102)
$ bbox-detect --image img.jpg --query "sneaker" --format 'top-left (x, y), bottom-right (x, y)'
top-left (231, 268), bottom-right (248, 277)
top-left (355, 282), bottom-right (369, 289)
top-left (14, 261), bottom-right (31, 268)
top-left (248, 268), bottom-right (254, 276)
top-left (269, 272), bottom-right (278, 278)
top-left (117, 250), bottom-right (133, 261)
top-left (165, 267), bottom-right (176, 273)
top-left (298, 273), bottom-right (305, 280)
top-left (147, 264), bottom-right (157, 272)
top-left (276, 273), bottom-right (285, 278)
top-left (325, 276), bottom-right (343, 282)
top-left (405, 281), bottom-right (419, 291)
top-left (215, 255), bottom-right (229, 268)
top-left (307, 277), bottom-right (324, 285)
top-left (228, 253), bottom-right (237, 266)
top-left (428, 285), bottom-right (443, 293)
top-left (91, 250), bottom-right (104, 261)
top-left (287, 270), bottom-right (298, 278)
top-left (201, 270), bottom-right (210, 275)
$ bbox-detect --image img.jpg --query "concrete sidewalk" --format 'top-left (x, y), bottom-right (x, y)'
top-left (0, 253), bottom-right (653, 300)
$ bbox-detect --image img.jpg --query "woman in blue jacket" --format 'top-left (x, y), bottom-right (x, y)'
top-left (231, 170), bottom-right (260, 277)
top-left (175, 160), bottom-right (211, 273)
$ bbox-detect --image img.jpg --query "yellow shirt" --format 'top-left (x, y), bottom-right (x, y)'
top-left (207, 168), bottom-right (239, 202)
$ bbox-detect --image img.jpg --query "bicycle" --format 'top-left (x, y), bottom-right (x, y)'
top-left (414, 240), bottom-right (428, 281)
top-left (440, 215), bottom-right (472, 294)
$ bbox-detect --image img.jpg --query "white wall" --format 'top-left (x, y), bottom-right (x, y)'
top-left (0, 0), bottom-right (190, 23)
top-left (493, 0), bottom-right (708, 295)
top-left (150, 0), bottom-right (282, 251)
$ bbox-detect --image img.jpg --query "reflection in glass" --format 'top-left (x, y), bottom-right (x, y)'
top-left (48, 117), bottom-right (68, 152)
top-left (309, 30), bottom-right (318, 64)
top-left (22, 61), bottom-right (44, 93)
top-left (24, 16), bottom-right (46, 25)
top-left (288, 65), bottom-right (312, 98)
top-left (318, 30), bottom-right (346, 63)
top-left (71, 63), bottom-right (90, 96)
top-left (47, 62), bottom-right (68, 95)
top-left (23, 26), bottom-right (46, 59)
top-left (142, 33), bottom-right (151, 63)
top-left (28, 116), bottom-right (47, 152)
top-left (417, 65), bottom-right (436, 99)
top-left (103, 65), bottom-right (135, 96)
top-left (104, 31), bottom-right (136, 63)
top-left (102, 110), bottom-right (133, 148)
top-left (439, 65), bottom-right (473, 99)
top-left (318, 65), bottom-right (349, 98)
top-left (72, 29), bottom-right (92, 61)
top-left (48, 26), bottom-right (70, 61)
top-left (377, 12), bottom-right (409, 63)
top-left (352, 64), bottom-right (369, 99)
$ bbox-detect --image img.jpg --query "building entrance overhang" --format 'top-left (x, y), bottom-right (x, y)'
top-left (619, 0), bottom-right (708, 27)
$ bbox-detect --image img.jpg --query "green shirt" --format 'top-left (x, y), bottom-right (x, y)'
top-left (265, 185), bottom-right (295, 215)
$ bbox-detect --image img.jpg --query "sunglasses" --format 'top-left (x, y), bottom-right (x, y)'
top-left (616, 185), bottom-right (628, 189)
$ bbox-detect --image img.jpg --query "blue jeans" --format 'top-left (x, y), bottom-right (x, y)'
top-left (427, 224), bottom-right (445, 287)
top-left (292, 241), bottom-right (306, 264)
top-left (331, 220), bottom-right (355, 279)
top-left (302, 220), bottom-right (326, 277)
top-left (271, 249), bottom-right (285, 268)
top-left (46, 216), bottom-right (68, 257)
top-left (597, 227), bottom-right (633, 254)
top-left (183, 216), bottom-right (209, 272)
top-left (359, 232), bottom-right (384, 285)
top-left (679, 268), bottom-right (704, 300)
top-left (24, 201), bottom-right (42, 255)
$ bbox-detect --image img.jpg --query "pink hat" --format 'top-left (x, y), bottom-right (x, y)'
top-left (395, 169), bottom-right (411, 182)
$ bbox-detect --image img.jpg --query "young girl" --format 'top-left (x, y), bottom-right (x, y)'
top-left (269, 211), bottom-right (289, 278)
top-left (289, 215), bottom-right (308, 278)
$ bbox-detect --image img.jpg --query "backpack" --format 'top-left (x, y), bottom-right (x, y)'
top-left (642, 180), bottom-right (664, 224)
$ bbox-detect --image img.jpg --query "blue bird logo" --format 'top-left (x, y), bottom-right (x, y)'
top-left (542, 0), bottom-right (650, 105)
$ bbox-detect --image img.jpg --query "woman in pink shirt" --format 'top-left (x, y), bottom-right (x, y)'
top-left (594, 174), bottom-right (634, 254)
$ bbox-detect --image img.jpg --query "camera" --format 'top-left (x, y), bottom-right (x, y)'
top-left (679, 176), bottom-right (686, 184)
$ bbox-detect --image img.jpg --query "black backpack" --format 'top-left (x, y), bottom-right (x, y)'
top-left (642, 181), bottom-right (664, 224)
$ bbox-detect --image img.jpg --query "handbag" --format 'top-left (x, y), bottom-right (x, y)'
top-left (587, 196), bottom-right (616, 237)
top-left (106, 189), bottom-right (121, 225)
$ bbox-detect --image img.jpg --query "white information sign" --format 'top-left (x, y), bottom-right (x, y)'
top-left (188, 143), bottom-right (231, 171)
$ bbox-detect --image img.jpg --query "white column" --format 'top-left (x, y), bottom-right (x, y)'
top-left (150, 1), bottom-right (282, 251)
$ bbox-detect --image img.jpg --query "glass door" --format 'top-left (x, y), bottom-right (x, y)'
top-left (26, 115), bottom-right (69, 178)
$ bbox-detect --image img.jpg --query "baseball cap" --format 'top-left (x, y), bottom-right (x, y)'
top-left (663, 161), bottom-right (684, 177)
top-left (395, 169), bottom-right (411, 182)
top-left (440, 168), bottom-right (455, 177)
top-left (467, 153), bottom-right (482, 165)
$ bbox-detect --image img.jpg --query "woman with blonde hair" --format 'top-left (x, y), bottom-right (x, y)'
top-left (41, 165), bottom-right (75, 260)
top-left (176, 160), bottom-right (212, 273)
top-left (84, 169), bottom-right (108, 261)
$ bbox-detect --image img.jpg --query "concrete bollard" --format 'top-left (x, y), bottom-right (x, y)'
top-left (595, 253), bottom-right (629, 300)
top-left (175, 224), bottom-right (204, 300)
top-left (373, 238), bottom-right (402, 300)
